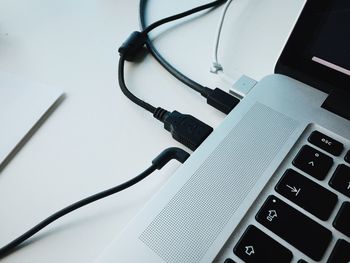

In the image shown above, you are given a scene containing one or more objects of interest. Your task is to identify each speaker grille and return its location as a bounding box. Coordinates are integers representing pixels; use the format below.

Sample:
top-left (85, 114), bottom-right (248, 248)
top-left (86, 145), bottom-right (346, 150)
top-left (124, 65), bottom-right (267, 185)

top-left (140, 103), bottom-right (298, 262)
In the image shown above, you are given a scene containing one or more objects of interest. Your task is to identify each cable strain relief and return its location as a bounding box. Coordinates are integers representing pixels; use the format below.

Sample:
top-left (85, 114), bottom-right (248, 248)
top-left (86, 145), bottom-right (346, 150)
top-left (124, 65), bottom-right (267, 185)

top-left (200, 87), bottom-right (212, 98)
top-left (153, 107), bottom-right (170, 122)
top-left (210, 62), bottom-right (223, 74)
top-left (152, 147), bottom-right (190, 170)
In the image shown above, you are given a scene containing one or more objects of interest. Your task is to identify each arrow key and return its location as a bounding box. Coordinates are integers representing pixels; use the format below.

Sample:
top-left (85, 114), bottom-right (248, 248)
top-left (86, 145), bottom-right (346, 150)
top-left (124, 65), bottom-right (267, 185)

top-left (333, 202), bottom-right (350, 237)
top-left (329, 164), bottom-right (350, 198)
top-left (345, 150), bottom-right (350, 164)
top-left (293, 145), bottom-right (333, 180)
top-left (233, 225), bottom-right (292, 263)
top-left (275, 169), bottom-right (338, 220)
top-left (327, 239), bottom-right (350, 263)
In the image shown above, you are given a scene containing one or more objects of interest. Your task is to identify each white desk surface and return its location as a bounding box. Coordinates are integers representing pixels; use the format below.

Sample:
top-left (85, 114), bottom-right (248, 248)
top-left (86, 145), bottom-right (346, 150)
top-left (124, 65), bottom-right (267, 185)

top-left (0, 0), bottom-right (305, 262)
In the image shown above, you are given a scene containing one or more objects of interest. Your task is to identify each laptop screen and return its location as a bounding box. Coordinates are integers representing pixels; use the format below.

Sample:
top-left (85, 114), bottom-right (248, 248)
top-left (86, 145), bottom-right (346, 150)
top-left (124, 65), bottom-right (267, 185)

top-left (275, 0), bottom-right (350, 95)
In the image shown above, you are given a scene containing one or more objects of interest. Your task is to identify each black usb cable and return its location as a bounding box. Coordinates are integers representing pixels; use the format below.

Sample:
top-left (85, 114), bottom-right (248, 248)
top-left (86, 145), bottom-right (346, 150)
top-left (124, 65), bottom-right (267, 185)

top-left (119, 53), bottom-right (213, 151)
top-left (0, 147), bottom-right (190, 258)
top-left (139, 0), bottom-right (240, 115)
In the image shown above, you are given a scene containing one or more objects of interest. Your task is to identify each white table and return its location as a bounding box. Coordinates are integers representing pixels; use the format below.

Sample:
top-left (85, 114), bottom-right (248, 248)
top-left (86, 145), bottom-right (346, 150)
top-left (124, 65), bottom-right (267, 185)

top-left (0, 0), bottom-right (304, 262)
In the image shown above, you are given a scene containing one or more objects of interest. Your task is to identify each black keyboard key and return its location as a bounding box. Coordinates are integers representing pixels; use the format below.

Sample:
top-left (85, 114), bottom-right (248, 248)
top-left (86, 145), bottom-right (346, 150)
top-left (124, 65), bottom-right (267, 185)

top-left (224, 258), bottom-right (236, 263)
top-left (275, 169), bottom-right (338, 220)
top-left (329, 164), bottom-right (350, 198)
top-left (233, 225), bottom-right (292, 263)
top-left (293, 145), bottom-right (333, 180)
top-left (297, 260), bottom-right (308, 263)
top-left (308, 131), bottom-right (343, 156)
top-left (256, 195), bottom-right (332, 261)
top-left (345, 150), bottom-right (350, 164)
top-left (327, 239), bottom-right (350, 263)
top-left (333, 202), bottom-right (350, 237)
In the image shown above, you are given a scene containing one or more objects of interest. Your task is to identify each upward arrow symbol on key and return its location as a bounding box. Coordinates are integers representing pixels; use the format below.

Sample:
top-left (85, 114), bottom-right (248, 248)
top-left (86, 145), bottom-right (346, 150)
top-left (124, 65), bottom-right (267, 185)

top-left (308, 161), bottom-right (315, 166)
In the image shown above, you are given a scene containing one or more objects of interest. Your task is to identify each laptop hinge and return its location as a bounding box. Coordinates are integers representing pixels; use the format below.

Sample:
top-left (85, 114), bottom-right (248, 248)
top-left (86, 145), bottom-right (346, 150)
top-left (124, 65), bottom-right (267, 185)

top-left (322, 90), bottom-right (350, 121)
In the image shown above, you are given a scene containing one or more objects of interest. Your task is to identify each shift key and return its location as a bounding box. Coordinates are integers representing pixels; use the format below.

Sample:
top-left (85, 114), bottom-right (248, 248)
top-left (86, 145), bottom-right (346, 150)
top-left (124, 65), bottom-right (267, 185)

top-left (256, 195), bottom-right (332, 261)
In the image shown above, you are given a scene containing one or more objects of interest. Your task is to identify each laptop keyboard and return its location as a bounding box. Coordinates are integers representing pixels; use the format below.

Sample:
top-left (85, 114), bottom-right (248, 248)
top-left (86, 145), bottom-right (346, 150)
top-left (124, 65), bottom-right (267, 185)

top-left (218, 128), bottom-right (350, 263)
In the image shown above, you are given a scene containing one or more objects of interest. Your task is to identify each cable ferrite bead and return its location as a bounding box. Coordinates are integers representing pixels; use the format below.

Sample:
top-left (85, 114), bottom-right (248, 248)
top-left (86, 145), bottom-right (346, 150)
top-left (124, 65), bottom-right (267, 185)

top-left (118, 31), bottom-right (147, 61)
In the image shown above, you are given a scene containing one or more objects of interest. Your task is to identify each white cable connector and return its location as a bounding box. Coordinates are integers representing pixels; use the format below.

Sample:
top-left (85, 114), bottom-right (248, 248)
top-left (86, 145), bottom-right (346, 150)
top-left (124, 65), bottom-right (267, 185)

top-left (217, 70), bottom-right (257, 99)
top-left (231, 74), bottom-right (257, 99)
top-left (210, 0), bottom-right (257, 98)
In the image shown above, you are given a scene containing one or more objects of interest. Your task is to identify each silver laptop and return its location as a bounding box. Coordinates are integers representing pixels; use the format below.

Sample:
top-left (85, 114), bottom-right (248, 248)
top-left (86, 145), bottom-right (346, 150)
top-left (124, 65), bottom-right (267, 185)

top-left (0, 72), bottom-right (63, 171)
top-left (97, 0), bottom-right (350, 262)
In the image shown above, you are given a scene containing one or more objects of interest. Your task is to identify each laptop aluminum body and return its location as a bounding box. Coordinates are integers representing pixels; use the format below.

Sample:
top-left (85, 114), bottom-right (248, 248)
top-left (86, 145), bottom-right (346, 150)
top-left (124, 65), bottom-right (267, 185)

top-left (97, 0), bottom-right (350, 262)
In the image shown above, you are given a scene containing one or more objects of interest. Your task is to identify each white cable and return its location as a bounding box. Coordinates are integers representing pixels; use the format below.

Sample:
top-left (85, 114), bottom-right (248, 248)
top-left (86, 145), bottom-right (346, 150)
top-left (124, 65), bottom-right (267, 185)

top-left (210, 0), bottom-right (234, 74)
top-left (210, 0), bottom-right (257, 98)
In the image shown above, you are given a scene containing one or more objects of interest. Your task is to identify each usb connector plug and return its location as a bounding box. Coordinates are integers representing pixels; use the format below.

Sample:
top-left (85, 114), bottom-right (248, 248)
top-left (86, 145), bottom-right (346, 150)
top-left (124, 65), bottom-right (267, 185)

top-left (153, 108), bottom-right (213, 151)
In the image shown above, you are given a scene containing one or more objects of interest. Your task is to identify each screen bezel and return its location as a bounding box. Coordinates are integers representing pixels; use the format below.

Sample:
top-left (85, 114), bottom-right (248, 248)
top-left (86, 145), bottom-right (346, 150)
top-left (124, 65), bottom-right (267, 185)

top-left (275, 0), bottom-right (350, 95)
